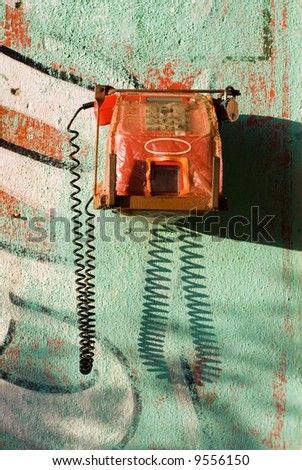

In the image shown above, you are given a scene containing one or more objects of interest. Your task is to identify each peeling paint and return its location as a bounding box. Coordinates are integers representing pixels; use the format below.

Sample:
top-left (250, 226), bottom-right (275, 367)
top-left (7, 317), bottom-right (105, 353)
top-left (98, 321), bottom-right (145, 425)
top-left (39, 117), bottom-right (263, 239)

top-left (262, 353), bottom-right (288, 449)
top-left (2, 4), bottom-right (31, 49)
top-left (0, 0), bottom-right (301, 451)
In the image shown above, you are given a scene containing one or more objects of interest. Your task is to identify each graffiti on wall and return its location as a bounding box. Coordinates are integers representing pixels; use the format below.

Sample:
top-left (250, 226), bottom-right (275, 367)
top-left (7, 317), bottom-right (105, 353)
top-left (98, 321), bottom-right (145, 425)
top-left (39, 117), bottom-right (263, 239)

top-left (0, 1), bottom-right (217, 449)
top-left (1, 0), bottom-right (301, 450)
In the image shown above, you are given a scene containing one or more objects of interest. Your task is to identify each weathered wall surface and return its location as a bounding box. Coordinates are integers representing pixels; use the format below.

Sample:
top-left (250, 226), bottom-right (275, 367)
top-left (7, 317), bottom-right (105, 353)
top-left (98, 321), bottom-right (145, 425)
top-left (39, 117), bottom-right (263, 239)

top-left (0, 0), bottom-right (301, 450)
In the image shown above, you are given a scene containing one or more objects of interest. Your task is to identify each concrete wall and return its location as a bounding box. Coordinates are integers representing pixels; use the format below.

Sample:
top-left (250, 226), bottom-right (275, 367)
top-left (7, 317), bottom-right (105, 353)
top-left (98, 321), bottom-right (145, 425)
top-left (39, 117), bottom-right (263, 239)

top-left (1, 0), bottom-right (301, 449)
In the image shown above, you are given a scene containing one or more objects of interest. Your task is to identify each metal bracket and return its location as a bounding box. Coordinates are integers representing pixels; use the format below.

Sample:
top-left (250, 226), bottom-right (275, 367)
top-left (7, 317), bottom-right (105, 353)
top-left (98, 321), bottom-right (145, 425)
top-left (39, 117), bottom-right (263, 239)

top-left (95, 84), bottom-right (240, 97)
top-left (211, 156), bottom-right (220, 210)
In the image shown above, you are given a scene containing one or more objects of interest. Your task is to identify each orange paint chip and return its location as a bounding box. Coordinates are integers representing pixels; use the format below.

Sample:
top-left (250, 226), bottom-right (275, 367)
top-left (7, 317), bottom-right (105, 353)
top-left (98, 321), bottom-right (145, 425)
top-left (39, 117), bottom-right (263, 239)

top-left (281, 5), bottom-right (288, 28)
top-left (269, 88), bottom-right (275, 101)
top-left (144, 61), bottom-right (200, 90)
top-left (0, 106), bottom-right (67, 161)
top-left (2, 4), bottom-right (31, 49)
top-left (0, 190), bottom-right (20, 217)
top-left (262, 353), bottom-right (287, 449)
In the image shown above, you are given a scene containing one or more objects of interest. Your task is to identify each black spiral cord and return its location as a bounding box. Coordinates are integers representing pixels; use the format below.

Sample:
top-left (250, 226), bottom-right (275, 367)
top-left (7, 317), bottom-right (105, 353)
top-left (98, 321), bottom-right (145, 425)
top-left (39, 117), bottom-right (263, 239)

top-left (67, 102), bottom-right (97, 375)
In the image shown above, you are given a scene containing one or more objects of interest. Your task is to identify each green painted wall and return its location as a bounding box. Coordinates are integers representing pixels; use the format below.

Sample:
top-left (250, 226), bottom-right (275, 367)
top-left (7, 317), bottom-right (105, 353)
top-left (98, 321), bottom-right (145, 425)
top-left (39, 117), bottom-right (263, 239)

top-left (0, 0), bottom-right (301, 450)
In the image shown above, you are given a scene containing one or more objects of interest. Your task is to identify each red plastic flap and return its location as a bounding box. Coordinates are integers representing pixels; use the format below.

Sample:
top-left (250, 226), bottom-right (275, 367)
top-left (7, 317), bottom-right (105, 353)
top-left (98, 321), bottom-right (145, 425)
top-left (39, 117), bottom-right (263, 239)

top-left (94, 94), bottom-right (117, 126)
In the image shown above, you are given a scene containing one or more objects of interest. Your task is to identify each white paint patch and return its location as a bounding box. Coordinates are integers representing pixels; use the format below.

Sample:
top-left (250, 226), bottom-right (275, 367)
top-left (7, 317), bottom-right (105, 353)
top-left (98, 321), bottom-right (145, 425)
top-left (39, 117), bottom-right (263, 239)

top-left (3, 0), bottom-right (17, 7)
top-left (0, 147), bottom-right (93, 217)
top-left (194, 0), bottom-right (214, 15)
top-left (1, 251), bottom-right (24, 308)
top-left (0, 301), bottom-right (135, 449)
top-left (0, 310), bottom-right (12, 349)
top-left (191, 69), bottom-right (211, 90)
top-left (1, 54), bottom-right (95, 141)
top-left (1, 253), bottom-right (22, 344)
top-left (4, 252), bottom-right (76, 314)
top-left (0, 376), bottom-right (134, 449)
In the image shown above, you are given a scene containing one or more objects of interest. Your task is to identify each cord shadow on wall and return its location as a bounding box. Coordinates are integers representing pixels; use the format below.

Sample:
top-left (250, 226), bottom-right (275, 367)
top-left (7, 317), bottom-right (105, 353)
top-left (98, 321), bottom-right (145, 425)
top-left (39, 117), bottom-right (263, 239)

top-left (178, 228), bottom-right (222, 385)
top-left (138, 224), bottom-right (173, 381)
top-left (138, 224), bottom-right (221, 385)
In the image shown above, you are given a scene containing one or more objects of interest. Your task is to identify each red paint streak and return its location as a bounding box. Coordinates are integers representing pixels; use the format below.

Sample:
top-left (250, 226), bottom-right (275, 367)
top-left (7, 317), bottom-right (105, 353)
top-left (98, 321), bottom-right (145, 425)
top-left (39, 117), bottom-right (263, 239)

top-left (69, 66), bottom-right (78, 76)
top-left (270, 0), bottom-right (276, 28)
top-left (51, 62), bottom-right (67, 74)
top-left (246, 114), bottom-right (273, 126)
top-left (248, 67), bottom-right (277, 114)
top-left (282, 78), bottom-right (289, 119)
top-left (51, 63), bottom-right (60, 72)
top-left (2, 4), bottom-right (31, 49)
top-left (192, 359), bottom-right (218, 405)
top-left (281, 3), bottom-right (288, 28)
top-left (1, 106), bottom-right (67, 161)
top-left (51, 62), bottom-right (96, 87)
top-left (0, 190), bottom-right (20, 217)
top-left (192, 359), bottom-right (206, 387)
top-left (284, 314), bottom-right (294, 335)
top-left (280, 3), bottom-right (291, 257)
top-left (144, 62), bottom-right (200, 89)
top-left (262, 353), bottom-right (287, 449)
top-left (281, 2), bottom-right (289, 119)
top-left (268, 1), bottom-right (277, 107)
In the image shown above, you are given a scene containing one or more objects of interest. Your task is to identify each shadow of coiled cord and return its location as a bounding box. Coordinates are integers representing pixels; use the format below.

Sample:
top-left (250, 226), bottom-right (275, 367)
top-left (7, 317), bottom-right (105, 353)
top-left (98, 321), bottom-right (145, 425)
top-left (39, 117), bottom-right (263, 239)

top-left (138, 224), bottom-right (174, 380)
top-left (139, 221), bottom-right (222, 386)
top-left (178, 226), bottom-right (221, 385)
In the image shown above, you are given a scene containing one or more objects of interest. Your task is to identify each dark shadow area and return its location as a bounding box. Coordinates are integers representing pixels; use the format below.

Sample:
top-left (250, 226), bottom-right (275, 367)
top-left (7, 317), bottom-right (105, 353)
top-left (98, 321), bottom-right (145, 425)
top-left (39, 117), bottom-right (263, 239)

top-left (180, 115), bottom-right (302, 250)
